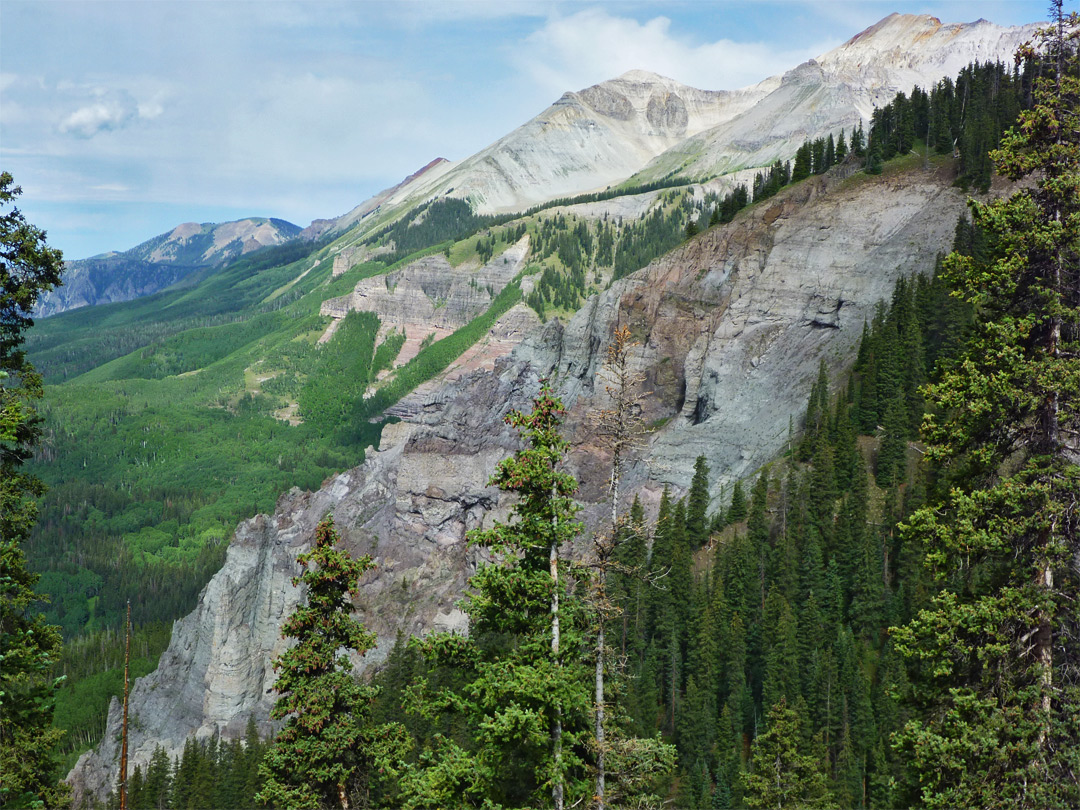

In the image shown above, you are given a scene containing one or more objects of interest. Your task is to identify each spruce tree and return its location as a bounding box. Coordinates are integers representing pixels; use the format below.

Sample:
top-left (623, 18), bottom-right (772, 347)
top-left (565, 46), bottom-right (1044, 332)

top-left (893, 13), bottom-right (1080, 807)
top-left (256, 516), bottom-right (379, 810)
top-left (742, 699), bottom-right (834, 809)
top-left (402, 385), bottom-right (590, 809)
top-left (686, 455), bottom-right (711, 548)
top-left (0, 172), bottom-right (68, 810)
top-left (726, 480), bottom-right (748, 524)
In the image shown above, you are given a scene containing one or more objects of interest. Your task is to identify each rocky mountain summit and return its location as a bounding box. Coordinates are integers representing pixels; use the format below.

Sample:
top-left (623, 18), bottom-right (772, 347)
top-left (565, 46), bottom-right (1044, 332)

top-left (317, 13), bottom-right (1036, 233)
top-left (70, 156), bottom-right (980, 803)
top-left (640, 13), bottom-right (1040, 181)
top-left (36, 217), bottom-right (301, 317)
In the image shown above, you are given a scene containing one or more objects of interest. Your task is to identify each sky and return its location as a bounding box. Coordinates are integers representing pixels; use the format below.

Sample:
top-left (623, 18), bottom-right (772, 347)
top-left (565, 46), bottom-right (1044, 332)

top-left (1, 0), bottom-right (1053, 261)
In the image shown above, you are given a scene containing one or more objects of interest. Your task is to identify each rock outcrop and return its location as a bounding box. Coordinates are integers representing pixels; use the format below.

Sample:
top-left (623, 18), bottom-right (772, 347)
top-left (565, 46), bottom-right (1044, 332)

top-left (320, 236), bottom-right (530, 357)
top-left (69, 161), bottom-right (978, 803)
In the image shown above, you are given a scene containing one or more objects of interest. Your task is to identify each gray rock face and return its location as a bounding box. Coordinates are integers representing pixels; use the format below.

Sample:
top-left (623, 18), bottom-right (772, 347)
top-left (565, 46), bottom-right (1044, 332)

top-left (69, 163), bottom-right (974, 802)
top-left (320, 237), bottom-right (529, 341)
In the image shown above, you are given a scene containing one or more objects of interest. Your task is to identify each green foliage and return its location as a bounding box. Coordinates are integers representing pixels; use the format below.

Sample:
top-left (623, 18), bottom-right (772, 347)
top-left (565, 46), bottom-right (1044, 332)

top-left (686, 455), bottom-right (710, 548)
top-left (892, 16), bottom-right (1080, 807)
top-left (866, 61), bottom-right (1032, 191)
top-left (0, 171), bottom-right (69, 809)
top-left (742, 699), bottom-right (834, 809)
top-left (401, 385), bottom-right (591, 809)
top-left (257, 516), bottom-right (380, 809)
top-left (297, 312), bottom-right (378, 432)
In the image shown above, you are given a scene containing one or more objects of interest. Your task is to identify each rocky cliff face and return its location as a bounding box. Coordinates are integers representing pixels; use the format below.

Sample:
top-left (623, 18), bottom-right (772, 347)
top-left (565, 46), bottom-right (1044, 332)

top-left (69, 161), bottom-right (978, 803)
top-left (320, 237), bottom-right (530, 356)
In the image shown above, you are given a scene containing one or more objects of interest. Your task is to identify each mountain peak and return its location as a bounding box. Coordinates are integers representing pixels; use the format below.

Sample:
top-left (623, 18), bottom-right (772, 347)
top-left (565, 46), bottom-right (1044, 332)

top-left (614, 69), bottom-right (677, 84)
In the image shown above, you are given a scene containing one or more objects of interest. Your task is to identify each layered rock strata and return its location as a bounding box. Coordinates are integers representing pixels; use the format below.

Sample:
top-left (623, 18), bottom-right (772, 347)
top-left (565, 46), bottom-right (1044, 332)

top-left (70, 163), bottom-right (974, 802)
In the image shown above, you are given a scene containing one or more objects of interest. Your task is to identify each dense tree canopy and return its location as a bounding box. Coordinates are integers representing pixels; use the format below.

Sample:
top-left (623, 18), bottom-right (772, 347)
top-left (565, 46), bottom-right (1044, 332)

top-left (893, 11), bottom-right (1080, 808)
top-left (0, 172), bottom-right (68, 809)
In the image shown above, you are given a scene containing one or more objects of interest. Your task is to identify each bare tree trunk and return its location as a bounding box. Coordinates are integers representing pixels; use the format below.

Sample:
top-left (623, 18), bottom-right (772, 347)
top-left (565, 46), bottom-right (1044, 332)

top-left (595, 620), bottom-right (606, 810)
top-left (551, 482), bottom-right (564, 810)
top-left (119, 601), bottom-right (130, 810)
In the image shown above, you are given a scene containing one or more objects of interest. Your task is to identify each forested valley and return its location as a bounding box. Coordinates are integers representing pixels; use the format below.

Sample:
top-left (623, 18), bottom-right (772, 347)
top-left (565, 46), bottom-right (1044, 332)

top-left (2, 18), bottom-right (1077, 810)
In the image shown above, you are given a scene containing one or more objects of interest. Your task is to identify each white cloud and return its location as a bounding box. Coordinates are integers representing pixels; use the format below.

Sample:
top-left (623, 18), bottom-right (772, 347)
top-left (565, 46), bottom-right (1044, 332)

top-left (514, 8), bottom-right (836, 96)
top-left (58, 88), bottom-right (138, 137)
top-left (59, 100), bottom-right (133, 137)
top-left (57, 86), bottom-right (167, 138)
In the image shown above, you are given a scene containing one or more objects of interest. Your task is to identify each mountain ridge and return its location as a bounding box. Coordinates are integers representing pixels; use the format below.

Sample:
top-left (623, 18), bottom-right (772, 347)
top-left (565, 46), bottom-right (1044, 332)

top-left (37, 217), bottom-right (302, 318)
top-left (68, 153), bottom-right (982, 804)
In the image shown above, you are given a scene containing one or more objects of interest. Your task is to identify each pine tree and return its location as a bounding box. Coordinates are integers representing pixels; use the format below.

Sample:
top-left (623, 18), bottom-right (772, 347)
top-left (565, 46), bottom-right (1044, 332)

top-left (686, 455), bottom-right (711, 548)
top-left (742, 699), bottom-right (834, 809)
top-left (892, 13), bottom-right (1080, 807)
top-left (0, 172), bottom-right (68, 810)
top-left (726, 480), bottom-right (748, 524)
top-left (402, 384), bottom-right (590, 809)
top-left (256, 516), bottom-right (379, 809)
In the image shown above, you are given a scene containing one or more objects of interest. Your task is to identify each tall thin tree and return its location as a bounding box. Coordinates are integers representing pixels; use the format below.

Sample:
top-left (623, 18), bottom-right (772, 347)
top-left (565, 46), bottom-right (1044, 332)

top-left (588, 325), bottom-right (648, 809)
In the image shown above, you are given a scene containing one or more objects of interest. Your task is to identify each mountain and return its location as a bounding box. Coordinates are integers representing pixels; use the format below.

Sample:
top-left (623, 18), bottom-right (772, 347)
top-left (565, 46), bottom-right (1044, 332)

top-left (50, 11), bottom-right (1047, 802)
top-left (44, 14), bottom-right (1032, 323)
top-left (68, 154), bottom-right (979, 803)
top-left (636, 13), bottom-right (1040, 181)
top-left (311, 13), bottom-right (1035, 238)
top-left (36, 217), bottom-right (301, 317)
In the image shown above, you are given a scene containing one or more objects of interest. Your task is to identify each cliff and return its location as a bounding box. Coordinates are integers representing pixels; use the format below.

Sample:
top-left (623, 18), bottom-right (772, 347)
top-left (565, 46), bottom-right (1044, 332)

top-left (69, 159), bottom-right (978, 803)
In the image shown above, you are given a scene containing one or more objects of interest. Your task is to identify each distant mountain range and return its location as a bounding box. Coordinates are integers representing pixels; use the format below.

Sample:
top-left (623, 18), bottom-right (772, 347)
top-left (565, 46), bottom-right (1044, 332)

top-left (44, 13), bottom-right (1037, 323)
top-left (36, 217), bottom-right (300, 317)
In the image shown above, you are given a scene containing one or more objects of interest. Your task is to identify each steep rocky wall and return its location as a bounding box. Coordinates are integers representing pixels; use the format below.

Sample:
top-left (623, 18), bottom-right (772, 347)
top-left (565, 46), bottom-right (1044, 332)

top-left (320, 237), bottom-right (529, 349)
top-left (69, 163), bottom-right (974, 802)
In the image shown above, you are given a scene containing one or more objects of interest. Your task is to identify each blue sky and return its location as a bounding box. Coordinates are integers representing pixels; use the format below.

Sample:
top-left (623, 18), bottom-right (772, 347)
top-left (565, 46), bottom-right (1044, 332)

top-left (1, 1), bottom-right (1052, 260)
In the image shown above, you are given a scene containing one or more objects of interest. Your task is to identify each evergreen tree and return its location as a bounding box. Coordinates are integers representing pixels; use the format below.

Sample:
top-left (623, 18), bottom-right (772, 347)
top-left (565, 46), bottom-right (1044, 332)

top-left (143, 745), bottom-right (172, 810)
top-left (893, 14), bottom-right (1080, 807)
top-left (402, 385), bottom-right (590, 809)
top-left (742, 699), bottom-right (834, 809)
top-left (0, 172), bottom-right (68, 810)
top-left (256, 516), bottom-right (379, 809)
top-left (686, 455), bottom-right (711, 547)
top-left (726, 480), bottom-right (748, 524)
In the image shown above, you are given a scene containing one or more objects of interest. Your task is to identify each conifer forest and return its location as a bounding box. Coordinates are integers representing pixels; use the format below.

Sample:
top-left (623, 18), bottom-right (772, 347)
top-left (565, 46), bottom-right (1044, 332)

top-left (1, 9), bottom-right (1078, 810)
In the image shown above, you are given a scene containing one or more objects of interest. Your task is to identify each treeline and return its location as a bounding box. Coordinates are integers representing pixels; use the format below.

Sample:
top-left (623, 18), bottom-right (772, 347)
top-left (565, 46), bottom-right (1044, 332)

top-left (866, 60), bottom-right (1032, 189)
top-left (94, 720), bottom-right (267, 810)
top-left (747, 125), bottom-right (864, 205)
top-left (334, 254), bottom-right (973, 808)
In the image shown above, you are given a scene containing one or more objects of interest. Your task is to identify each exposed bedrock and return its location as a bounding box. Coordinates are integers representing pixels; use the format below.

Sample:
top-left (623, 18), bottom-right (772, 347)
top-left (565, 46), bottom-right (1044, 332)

top-left (69, 164), bottom-right (973, 802)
